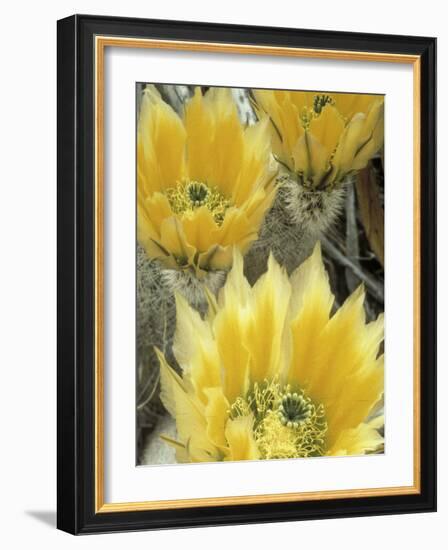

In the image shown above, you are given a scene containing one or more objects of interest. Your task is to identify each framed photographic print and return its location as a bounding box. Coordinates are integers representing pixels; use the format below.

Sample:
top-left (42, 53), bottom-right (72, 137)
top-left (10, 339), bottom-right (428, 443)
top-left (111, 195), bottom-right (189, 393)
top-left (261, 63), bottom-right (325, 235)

top-left (57, 14), bottom-right (436, 534)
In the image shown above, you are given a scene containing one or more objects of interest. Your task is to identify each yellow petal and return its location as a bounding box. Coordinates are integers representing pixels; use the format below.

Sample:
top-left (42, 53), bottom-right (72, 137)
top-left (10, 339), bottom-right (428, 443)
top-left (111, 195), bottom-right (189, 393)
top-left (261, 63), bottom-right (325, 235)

top-left (252, 90), bottom-right (286, 147)
top-left (184, 87), bottom-right (215, 185)
top-left (242, 179), bottom-right (277, 230)
top-left (292, 131), bottom-right (330, 187)
top-left (288, 90), bottom-right (315, 112)
top-left (172, 293), bottom-right (222, 403)
top-left (275, 94), bottom-right (303, 156)
top-left (159, 217), bottom-right (196, 264)
top-left (309, 104), bottom-right (345, 156)
top-left (137, 190), bottom-right (177, 264)
top-left (287, 243), bottom-right (334, 386)
top-left (181, 206), bottom-right (220, 252)
top-left (212, 251), bottom-right (251, 401)
top-left (205, 88), bottom-right (244, 195)
top-left (304, 286), bottom-right (384, 448)
top-left (331, 99), bottom-right (384, 182)
top-left (138, 86), bottom-right (186, 193)
top-left (185, 87), bottom-right (244, 197)
top-left (218, 249), bottom-right (251, 309)
top-left (138, 238), bottom-right (176, 268)
top-left (245, 253), bottom-right (291, 384)
top-left (351, 100), bottom-right (384, 170)
top-left (286, 245), bottom-right (384, 448)
top-left (138, 192), bottom-right (173, 238)
top-left (308, 286), bottom-right (371, 399)
top-left (216, 208), bottom-right (258, 249)
top-left (213, 297), bottom-right (251, 404)
top-left (330, 114), bottom-right (366, 180)
top-left (137, 202), bottom-right (159, 250)
top-left (204, 387), bottom-right (230, 449)
top-left (328, 415), bottom-right (384, 456)
top-left (253, 89), bottom-right (304, 170)
top-left (157, 350), bottom-right (221, 462)
top-left (332, 92), bottom-right (380, 121)
top-left (224, 415), bottom-right (260, 461)
top-left (325, 354), bottom-right (384, 449)
top-left (197, 244), bottom-right (233, 271)
top-left (232, 117), bottom-right (274, 206)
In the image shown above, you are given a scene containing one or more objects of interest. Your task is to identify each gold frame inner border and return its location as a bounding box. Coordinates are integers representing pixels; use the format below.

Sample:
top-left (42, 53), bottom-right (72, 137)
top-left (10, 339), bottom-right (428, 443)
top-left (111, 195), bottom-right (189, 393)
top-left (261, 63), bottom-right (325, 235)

top-left (94, 35), bottom-right (421, 513)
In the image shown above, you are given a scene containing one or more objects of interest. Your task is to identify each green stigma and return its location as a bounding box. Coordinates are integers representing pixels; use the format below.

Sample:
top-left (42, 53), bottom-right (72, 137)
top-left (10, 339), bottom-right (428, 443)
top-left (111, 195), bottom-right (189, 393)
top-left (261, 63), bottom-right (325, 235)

top-left (187, 181), bottom-right (208, 205)
top-left (277, 392), bottom-right (312, 428)
top-left (166, 180), bottom-right (231, 225)
top-left (229, 379), bottom-right (327, 460)
top-left (298, 94), bottom-right (335, 130)
top-left (313, 94), bottom-right (334, 114)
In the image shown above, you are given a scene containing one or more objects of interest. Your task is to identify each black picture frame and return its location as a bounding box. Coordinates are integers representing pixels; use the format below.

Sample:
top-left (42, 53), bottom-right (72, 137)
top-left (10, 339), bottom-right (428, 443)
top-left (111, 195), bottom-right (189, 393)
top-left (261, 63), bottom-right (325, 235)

top-left (57, 14), bottom-right (436, 534)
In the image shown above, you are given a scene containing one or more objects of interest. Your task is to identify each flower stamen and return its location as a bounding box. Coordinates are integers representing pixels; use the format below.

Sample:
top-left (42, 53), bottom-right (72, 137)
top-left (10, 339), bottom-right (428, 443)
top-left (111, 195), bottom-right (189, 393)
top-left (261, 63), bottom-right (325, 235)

top-left (229, 379), bottom-right (328, 460)
top-left (166, 181), bottom-right (231, 225)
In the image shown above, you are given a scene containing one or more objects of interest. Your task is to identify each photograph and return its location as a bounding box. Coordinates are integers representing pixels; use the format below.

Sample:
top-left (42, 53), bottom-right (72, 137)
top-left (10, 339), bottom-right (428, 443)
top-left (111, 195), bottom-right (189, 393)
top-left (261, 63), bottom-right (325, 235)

top-left (0, 0), bottom-right (441, 543)
top-left (136, 84), bottom-right (386, 466)
top-left (54, 12), bottom-right (436, 535)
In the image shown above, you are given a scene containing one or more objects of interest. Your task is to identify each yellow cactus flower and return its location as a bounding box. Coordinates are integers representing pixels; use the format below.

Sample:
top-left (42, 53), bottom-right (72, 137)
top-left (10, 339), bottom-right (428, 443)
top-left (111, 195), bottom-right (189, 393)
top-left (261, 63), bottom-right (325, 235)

top-left (252, 89), bottom-right (384, 190)
top-left (137, 86), bottom-right (277, 277)
top-left (157, 243), bottom-right (384, 462)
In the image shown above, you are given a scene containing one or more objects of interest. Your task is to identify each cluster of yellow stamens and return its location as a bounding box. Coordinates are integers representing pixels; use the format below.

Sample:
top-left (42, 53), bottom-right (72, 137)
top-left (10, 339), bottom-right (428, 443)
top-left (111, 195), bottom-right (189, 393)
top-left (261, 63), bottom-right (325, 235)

top-left (229, 379), bottom-right (327, 460)
top-left (165, 181), bottom-right (231, 225)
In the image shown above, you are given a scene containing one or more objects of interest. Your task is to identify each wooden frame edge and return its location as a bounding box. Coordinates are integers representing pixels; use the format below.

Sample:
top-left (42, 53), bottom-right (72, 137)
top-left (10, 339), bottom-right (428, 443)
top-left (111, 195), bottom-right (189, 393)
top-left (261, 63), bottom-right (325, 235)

top-left (93, 36), bottom-right (422, 514)
top-left (96, 486), bottom-right (420, 513)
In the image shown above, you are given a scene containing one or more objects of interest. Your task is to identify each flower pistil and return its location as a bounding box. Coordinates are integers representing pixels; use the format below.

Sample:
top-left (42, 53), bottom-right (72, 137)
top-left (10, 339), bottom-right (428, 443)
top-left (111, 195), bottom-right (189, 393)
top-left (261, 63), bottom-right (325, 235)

top-left (229, 379), bottom-right (328, 460)
top-left (166, 180), bottom-right (232, 225)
